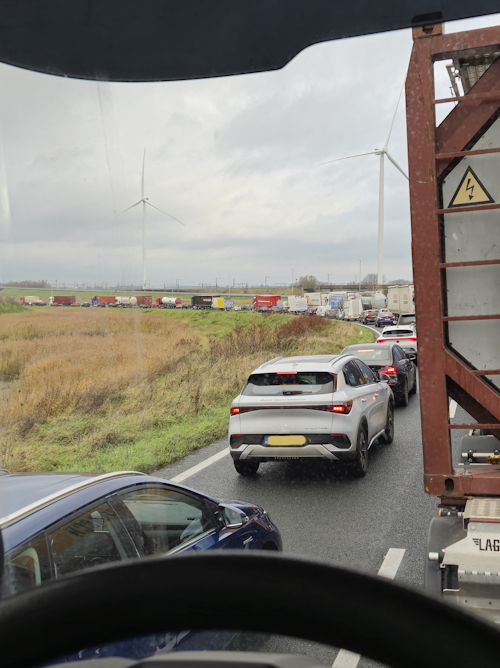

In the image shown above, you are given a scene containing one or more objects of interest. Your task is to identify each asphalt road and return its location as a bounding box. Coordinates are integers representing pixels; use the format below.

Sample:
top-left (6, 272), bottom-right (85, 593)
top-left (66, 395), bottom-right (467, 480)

top-left (152, 324), bottom-right (473, 667)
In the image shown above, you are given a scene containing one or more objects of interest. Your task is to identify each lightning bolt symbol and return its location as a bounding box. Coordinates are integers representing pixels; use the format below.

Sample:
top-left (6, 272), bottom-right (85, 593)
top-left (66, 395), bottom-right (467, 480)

top-left (466, 178), bottom-right (475, 200)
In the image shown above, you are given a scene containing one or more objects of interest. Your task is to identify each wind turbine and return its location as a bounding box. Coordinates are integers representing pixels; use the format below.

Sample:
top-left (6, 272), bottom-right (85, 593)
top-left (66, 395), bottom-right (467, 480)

top-left (108, 149), bottom-right (185, 290)
top-left (318, 89), bottom-right (408, 285)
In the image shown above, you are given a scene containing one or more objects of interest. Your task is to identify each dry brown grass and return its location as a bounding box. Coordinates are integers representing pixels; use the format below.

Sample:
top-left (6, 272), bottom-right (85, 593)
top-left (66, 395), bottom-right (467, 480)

top-left (0, 310), bottom-right (374, 472)
top-left (0, 309), bottom-right (197, 435)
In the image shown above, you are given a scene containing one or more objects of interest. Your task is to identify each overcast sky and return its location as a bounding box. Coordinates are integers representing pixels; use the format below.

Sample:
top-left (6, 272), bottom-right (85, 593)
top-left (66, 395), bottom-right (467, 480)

top-left (1, 13), bottom-right (499, 290)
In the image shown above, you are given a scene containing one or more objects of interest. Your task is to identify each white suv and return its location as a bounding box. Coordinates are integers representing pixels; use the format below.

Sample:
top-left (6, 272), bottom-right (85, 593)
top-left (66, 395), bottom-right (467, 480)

top-left (229, 354), bottom-right (394, 477)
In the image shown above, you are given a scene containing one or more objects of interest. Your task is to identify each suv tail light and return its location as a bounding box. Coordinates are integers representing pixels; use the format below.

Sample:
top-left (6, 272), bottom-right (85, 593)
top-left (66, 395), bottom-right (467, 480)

top-left (331, 402), bottom-right (352, 414)
top-left (230, 407), bottom-right (258, 416)
top-left (381, 366), bottom-right (397, 375)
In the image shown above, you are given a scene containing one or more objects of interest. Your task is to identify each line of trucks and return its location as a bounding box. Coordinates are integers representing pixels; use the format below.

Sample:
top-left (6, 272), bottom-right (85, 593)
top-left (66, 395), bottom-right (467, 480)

top-left (19, 285), bottom-right (415, 315)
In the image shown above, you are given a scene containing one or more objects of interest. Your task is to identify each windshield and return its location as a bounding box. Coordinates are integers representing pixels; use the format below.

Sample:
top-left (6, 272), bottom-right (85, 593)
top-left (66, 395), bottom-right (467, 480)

top-left (347, 349), bottom-right (391, 362)
top-left (242, 372), bottom-right (335, 396)
top-left (2, 9), bottom-right (500, 668)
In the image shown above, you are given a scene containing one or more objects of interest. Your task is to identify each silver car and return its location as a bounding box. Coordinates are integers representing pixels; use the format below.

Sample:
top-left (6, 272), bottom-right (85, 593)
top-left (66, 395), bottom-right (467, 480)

top-left (228, 354), bottom-right (394, 477)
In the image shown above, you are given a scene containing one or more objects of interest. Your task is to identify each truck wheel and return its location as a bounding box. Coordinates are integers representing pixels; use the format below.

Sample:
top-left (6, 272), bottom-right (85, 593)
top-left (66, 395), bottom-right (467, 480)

top-left (234, 460), bottom-right (259, 476)
top-left (380, 402), bottom-right (394, 444)
top-left (351, 425), bottom-right (368, 477)
top-left (425, 516), bottom-right (466, 597)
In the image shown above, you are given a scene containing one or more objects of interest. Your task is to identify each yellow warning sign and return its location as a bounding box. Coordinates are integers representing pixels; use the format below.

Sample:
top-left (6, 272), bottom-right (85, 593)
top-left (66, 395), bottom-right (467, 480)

top-left (448, 166), bottom-right (494, 208)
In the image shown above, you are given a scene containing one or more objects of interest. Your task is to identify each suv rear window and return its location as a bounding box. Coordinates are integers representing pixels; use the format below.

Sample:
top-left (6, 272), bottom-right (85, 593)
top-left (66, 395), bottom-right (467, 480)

top-left (399, 314), bottom-right (416, 325)
top-left (242, 372), bottom-right (335, 396)
top-left (383, 329), bottom-right (415, 338)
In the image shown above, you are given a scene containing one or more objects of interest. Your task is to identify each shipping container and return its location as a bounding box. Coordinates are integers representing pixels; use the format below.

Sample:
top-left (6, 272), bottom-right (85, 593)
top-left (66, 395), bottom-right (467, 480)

top-left (133, 295), bottom-right (152, 307)
top-left (49, 296), bottom-right (76, 306)
top-left (21, 295), bottom-right (45, 305)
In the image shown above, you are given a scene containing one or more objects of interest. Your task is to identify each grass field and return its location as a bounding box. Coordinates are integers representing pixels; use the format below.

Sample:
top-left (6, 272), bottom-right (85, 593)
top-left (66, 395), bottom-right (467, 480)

top-left (0, 308), bottom-right (375, 473)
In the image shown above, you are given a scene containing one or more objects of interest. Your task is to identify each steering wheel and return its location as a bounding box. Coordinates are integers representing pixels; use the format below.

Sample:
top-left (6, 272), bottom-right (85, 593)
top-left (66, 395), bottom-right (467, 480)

top-left (0, 552), bottom-right (498, 668)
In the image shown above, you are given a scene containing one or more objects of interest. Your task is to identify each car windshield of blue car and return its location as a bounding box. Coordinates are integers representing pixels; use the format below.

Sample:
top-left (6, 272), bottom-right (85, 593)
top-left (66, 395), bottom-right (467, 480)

top-left (242, 373), bottom-right (335, 396)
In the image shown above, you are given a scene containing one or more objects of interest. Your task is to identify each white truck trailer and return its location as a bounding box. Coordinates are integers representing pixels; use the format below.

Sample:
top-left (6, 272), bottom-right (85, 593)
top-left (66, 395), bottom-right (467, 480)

top-left (343, 298), bottom-right (362, 320)
top-left (387, 285), bottom-right (414, 316)
top-left (287, 296), bottom-right (308, 313)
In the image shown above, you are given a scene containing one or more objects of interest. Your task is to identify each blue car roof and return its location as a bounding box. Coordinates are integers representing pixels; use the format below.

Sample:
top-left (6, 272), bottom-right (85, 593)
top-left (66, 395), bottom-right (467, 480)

top-left (0, 473), bottom-right (98, 518)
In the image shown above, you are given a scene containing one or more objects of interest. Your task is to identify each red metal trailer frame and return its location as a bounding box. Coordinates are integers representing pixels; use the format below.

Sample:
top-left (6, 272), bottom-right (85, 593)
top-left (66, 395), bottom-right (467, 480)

top-left (406, 23), bottom-right (500, 502)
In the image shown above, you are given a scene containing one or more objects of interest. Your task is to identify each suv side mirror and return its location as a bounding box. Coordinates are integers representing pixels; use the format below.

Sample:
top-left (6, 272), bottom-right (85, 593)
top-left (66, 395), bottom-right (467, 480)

top-left (406, 353), bottom-right (416, 361)
top-left (378, 373), bottom-right (390, 383)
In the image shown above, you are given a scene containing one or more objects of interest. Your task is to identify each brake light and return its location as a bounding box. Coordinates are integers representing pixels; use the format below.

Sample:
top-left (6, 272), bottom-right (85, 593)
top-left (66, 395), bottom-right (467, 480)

top-left (358, 349), bottom-right (374, 352)
top-left (381, 367), bottom-right (397, 374)
top-left (376, 338), bottom-right (387, 343)
top-left (331, 402), bottom-right (352, 414)
top-left (230, 407), bottom-right (240, 415)
top-left (276, 371), bottom-right (297, 375)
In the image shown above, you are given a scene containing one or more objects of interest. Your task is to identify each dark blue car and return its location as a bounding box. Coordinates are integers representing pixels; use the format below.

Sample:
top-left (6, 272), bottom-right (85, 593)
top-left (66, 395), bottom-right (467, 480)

top-left (0, 470), bottom-right (282, 661)
top-left (376, 311), bottom-right (397, 327)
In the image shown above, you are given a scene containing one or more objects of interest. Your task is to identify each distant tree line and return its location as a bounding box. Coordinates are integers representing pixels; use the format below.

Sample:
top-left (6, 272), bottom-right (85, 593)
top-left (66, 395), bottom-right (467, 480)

top-left (2, 280), bottom-right (51, 288)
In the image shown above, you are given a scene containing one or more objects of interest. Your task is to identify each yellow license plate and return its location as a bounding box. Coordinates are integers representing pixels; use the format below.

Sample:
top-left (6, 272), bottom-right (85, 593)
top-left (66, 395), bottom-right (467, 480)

top-left (266, 435), bottom-right (307, 446)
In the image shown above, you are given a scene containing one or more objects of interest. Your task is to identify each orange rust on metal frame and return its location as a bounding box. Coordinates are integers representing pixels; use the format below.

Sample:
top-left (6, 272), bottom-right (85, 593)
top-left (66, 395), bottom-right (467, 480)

top-left (406, 23), bottom-right (500, 501)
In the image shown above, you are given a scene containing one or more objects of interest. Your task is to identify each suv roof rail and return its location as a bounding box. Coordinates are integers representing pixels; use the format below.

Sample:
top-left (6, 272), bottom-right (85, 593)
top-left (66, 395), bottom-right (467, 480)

top-left (259, 356), bottom-right (285, 368)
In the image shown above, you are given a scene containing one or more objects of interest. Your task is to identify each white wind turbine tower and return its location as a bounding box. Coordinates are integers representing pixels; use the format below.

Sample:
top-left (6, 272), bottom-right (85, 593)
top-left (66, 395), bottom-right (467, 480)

top-left (319, 90), bottom-right (408, 285)
top-left (109, 149), bottom-right (185, 290)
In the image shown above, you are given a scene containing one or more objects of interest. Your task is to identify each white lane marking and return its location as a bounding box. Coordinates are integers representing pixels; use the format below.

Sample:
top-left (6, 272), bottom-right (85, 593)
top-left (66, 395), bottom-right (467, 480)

top-left (377, 547), bottom-right (406, 579)
top-left (332, 548), bottom-right (406, 668)
top-left (171, 448), bottom-right (228, 483)
top-left (332, 650), bottom-right (360, 668)
top-left (449, 399), bottom-right (457, 419)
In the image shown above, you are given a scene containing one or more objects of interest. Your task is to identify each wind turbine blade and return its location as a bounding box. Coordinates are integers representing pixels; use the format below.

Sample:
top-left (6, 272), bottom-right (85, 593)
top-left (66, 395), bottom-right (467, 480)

top-left (385, 151), bottom-right (409, 180)
top-left (103, 200), bottom-right (142, 224)
top-left (142, 149), bottom-right (146, 200)
top-left (318, 151), bottom-right (378, 167)
top-left (146, 200), bottom-right (186, 225)
top-left (384, 84), bottom-right (404, 149)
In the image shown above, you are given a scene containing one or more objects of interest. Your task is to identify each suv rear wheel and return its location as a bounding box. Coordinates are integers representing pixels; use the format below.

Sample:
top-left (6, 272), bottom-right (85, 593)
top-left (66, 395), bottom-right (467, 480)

top-left (234, 460), bottom-right (260, 476)
top-left (352, 425), bottom-right (368, 477)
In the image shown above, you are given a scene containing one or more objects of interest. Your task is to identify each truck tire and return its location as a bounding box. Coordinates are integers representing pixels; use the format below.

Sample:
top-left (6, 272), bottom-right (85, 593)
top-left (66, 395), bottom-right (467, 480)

top-left (424, 516), bottom-right (466, 597)
top-left (234, 460), bottom-right (259, 476)
top-left (379, 402), bottom-right (394, 444)
top-left (351, 425), bottom-right (368, 477)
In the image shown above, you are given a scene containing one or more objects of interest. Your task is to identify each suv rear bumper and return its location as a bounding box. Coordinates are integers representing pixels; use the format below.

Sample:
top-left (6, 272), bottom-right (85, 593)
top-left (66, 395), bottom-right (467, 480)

top-left (229, 442), bottom-right (356, 462)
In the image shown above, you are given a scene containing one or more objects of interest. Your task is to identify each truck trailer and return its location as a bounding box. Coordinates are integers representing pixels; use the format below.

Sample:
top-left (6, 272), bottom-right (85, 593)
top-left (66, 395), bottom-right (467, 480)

top-left (156, 297), bottom-right (182, 308)
top-left (287, 296), bottom-right (308, 313)
top-left (253, 295), bottom-right (281, 309)
top-left (191, 295), bottom-right (219, 309)
top-left (407, 22), bottom-right (500, 624)
top-left (21, 295), bottom-right (45, 305)
top-left (92, 296), bottom-right (116, 307)
top-left (387, 285), bottom-right (414, 316)
top-left (49, 295), bottom-right (76, 306)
